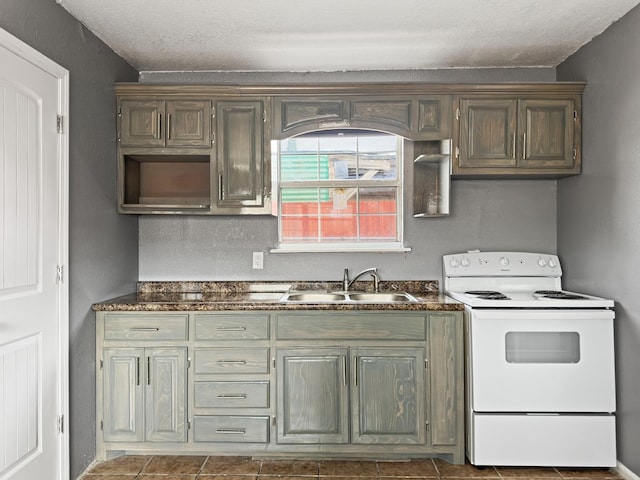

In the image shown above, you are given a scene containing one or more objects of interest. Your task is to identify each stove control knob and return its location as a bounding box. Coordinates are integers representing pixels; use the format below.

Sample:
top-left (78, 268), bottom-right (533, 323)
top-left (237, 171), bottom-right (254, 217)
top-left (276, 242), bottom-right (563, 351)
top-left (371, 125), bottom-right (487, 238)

top-left (499, 256), bottom-right (510, 266)
top-left (548, 257), bottom-right (558, 268)
top-left (461, 257), bottom-right (471, 267)
top-left (449, 258), bottom-right (460, 268)
top-left (537, 257), bottom-right (547, 267)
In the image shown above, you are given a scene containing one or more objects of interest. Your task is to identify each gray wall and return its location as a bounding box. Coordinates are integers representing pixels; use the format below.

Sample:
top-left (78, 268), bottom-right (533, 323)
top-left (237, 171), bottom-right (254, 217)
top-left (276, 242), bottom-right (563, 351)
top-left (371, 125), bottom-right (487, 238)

top-left (0, 2), bottom-right (139, 478)
top-left (139, 68), bottom-right (559, 282)
top-left (557, 5), bottom-right (640, 476)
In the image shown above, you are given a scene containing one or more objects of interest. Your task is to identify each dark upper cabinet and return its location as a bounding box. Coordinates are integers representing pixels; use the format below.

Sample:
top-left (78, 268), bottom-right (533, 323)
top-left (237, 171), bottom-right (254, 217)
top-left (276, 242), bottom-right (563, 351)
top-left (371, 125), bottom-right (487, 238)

top-left (453, 92), bottom-right (581, 178)
top-left (116, 85), bottom-right (270, 215)
top-left (214, 100), bottom-right (270, 214)
top-left (272, 95), bottom-right (451, 140)
top-left (119, 99), bottom-right (212, 148)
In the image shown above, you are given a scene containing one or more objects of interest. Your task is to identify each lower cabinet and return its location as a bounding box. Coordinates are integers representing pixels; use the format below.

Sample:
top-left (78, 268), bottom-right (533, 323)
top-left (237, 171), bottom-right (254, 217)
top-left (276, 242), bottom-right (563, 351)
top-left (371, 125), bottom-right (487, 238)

top-left (102, 347), bottom-right (187, 443)
top-left (276, 347), bottom-right (350, 444)
top-left (351, 347), bottom-right (426, 444)
top-left (276, 347), bottom-right (425, 445)
top-left (96, 310), bottom-right (463, 463)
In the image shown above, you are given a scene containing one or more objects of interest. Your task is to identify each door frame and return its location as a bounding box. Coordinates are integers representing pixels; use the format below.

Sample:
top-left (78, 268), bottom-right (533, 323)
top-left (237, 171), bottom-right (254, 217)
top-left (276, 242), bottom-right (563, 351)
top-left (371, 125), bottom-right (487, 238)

top-left (0, 27), bottom-right (70, 480)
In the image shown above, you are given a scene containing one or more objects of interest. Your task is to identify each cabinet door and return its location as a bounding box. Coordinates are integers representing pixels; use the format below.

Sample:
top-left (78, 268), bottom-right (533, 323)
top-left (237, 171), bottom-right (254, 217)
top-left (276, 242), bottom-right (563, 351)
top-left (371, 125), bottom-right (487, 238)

top-left (457, 98), bottom-right (518, 170)
top-left (215, 100), bottom-right (267, 211)
top-left (166, 100), bottom-right (212, 147)
top-left (351, 347), bottom-right (426, 444)
top-left (428, 313), bottom-right (464, 461)
top-left (417, 95), bottom-right (452, 140)
top-left (273, 97), bottom-right (346, 138)
top-left (103, 348), bottom-right (144, 442)
top-left (119, 99), bottom-right (165, 147)
top-left (145, 348), bottom-right (187, 442)
top-left (348, 97), bottom-right (413, 136)
top-left (276, 347), bottom-right (349, 444)
top-left (519, 99), bottom-right (575, 169)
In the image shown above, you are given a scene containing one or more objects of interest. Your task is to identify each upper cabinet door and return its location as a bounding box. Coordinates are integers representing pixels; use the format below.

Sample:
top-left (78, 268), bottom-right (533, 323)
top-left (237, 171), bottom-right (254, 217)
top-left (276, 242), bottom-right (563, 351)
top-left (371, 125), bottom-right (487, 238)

top-left (417, 95), bottom-right (452, 140)
top-left (119, 100), bottom-right (165, 147)
top-left (215, 100), bottom-right (269, 212)
top-left (457, 98), bottom-right (518, 170)
top-left (273, 97), bottom-right (346, 138)
top-left (119, 99), bottom-right (211, 148)
top-left (348, 97), bottom-right (413, 136)
top-left (519, 99), bottom-right (575, 169)
top-left (166, 100), bottom-right (212, 147)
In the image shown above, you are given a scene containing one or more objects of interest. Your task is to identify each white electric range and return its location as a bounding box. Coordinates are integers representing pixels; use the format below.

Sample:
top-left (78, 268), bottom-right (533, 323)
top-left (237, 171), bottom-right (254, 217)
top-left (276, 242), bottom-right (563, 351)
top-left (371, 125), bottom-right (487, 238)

top-left (443, 251), bottom-right (616, 467)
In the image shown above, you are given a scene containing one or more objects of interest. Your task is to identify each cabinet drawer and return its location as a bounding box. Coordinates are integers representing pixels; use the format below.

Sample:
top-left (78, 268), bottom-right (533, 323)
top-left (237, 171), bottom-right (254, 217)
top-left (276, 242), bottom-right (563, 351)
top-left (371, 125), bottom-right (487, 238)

top-left (276, 313), bottom-right (426, 340)
top-left (194, 314), bottom-right (269, 340)
top-left (193, 416), bottom-right (269, 443)
top-left (195, 381), bottom-right (269, 408)
top-left (104, 314), bottom-right (188, 340)
top-left (194, 348), bottom-right (269, 374)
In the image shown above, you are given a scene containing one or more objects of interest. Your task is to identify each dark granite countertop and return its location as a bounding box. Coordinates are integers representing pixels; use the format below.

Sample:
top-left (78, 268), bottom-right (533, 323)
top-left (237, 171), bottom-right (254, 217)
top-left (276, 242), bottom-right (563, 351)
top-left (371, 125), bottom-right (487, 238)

top-left (93, 281), bottom-right (463, 312)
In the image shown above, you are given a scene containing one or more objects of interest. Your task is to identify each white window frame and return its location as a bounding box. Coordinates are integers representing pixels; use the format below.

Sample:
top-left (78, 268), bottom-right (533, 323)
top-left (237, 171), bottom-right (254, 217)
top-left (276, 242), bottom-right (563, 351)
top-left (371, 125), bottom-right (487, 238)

top-left (270, 131), bottom-right (409, 253)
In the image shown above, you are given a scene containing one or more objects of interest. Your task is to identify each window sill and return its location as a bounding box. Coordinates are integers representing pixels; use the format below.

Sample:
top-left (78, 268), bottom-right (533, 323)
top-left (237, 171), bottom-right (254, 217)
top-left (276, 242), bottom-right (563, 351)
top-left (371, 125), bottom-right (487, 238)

top-left (270, 244), bottom-right (412, 254)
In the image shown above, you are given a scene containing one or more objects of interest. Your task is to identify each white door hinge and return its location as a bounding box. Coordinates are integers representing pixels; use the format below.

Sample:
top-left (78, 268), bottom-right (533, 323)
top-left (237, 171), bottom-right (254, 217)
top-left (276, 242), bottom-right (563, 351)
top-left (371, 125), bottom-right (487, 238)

top-left (425, 359), bottom-right (428, 371)
top-left (573, 110), bottom-right (578, 121)
top-left (58, 415), bottom-right (64, 434)
top-left (455, 146), bottom-right (460, 159)
top-left (56, 265), bottom-right (64, 284)
top-left (187, 358), bottom-right (191, 369)
top-left (56, 115), bottom-right (64, 134)
top-left (455, 108), bottom-right (460, 121)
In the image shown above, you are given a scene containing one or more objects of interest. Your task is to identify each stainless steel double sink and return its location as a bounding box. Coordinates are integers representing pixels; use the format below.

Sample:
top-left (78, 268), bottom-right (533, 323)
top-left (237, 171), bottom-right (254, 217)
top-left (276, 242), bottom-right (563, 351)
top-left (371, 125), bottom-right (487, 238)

top-left (279, 291), bottom-right (419, 304)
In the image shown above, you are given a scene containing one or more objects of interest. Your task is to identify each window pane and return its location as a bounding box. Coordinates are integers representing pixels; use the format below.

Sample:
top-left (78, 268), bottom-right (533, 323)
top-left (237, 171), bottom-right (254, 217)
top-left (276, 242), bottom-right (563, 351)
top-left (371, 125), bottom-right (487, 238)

top-left (359, 187), bottom-right (397, 240)
top-left (280, 188), bottom-right (320, 213)
top-left (280, 136), bottom-right (318, 153)
top-left (358, 134), bottom-right (398, 152)
top-left (319, 135), bottom-right (357, 153)
top-left (359, 187), bottom-right (397, 214)
top-left (280, 154), bottom-right (329, 181)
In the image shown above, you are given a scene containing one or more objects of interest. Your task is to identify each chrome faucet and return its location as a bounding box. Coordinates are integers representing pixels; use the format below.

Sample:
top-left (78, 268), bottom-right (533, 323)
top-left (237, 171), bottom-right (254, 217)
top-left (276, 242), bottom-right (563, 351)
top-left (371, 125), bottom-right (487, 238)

top-left (342, 267), bottom-right (380, 292)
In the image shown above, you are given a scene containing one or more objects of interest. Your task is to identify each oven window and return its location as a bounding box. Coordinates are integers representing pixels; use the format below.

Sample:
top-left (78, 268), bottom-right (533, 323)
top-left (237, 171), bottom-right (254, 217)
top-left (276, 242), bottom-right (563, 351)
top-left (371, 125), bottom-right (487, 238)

top-left (505, 332), bottom-right (580, 363)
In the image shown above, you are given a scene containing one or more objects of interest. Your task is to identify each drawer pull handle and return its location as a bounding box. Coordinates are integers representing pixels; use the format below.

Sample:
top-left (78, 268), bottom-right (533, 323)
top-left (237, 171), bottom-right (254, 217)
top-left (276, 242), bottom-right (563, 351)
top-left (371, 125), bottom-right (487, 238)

top-left (216, 428), bottom-right (246, 435)
top-left (217, 360), bottom-right (247, 364)
top-left (129, 328), bottom-right (160, 332)
top-left (216, 326), bottom-right (247, 331)
top-left (216, 394), bottom-right (247, 399)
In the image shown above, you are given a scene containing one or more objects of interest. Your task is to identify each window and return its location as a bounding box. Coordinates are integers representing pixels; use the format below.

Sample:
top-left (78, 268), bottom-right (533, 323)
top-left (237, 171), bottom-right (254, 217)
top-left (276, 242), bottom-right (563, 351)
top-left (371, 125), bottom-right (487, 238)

top-left (272, 130), bottom-right (405, 252)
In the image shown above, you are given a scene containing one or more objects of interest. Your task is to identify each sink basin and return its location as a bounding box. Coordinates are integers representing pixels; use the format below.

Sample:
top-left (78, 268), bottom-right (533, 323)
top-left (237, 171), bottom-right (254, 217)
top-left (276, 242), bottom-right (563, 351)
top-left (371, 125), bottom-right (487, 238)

top-left (348, 292), bottom-right (418, 303)
top-left (281, 292), bottom-right (347, 303)
top-left (279, 291), bottom-right (418, 304)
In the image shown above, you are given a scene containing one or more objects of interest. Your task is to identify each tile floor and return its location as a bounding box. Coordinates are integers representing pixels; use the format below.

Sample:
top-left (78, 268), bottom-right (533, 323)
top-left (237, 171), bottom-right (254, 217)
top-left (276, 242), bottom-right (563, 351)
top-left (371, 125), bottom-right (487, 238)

top-left (79, 456), bottom-right (623, 480)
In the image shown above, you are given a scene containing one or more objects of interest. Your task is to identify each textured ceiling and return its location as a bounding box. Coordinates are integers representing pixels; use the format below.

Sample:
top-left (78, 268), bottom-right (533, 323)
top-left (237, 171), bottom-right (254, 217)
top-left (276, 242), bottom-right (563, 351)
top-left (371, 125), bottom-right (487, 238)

top-left (56, 0), bottom-right (640, 72)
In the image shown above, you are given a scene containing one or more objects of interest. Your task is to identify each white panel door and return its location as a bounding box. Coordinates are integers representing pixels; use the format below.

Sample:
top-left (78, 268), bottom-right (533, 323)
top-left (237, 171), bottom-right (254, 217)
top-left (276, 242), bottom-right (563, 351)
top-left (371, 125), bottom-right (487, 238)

top-left (0, 30), bottom-right (68, 480)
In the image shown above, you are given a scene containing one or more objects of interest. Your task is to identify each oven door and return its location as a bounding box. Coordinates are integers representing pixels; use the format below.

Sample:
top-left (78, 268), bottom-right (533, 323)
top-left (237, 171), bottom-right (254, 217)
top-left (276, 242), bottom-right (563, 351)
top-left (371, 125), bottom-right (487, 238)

top-left (468, 309), bottom-right (615, 413)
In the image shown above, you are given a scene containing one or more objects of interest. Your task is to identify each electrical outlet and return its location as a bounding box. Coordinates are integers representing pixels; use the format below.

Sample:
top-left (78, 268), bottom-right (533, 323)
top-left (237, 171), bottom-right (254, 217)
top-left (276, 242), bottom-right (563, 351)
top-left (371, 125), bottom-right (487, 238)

top-left (252, 251), bottom-right (264, 269)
